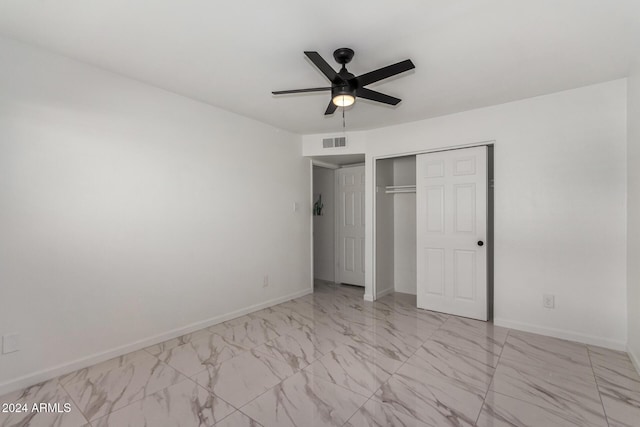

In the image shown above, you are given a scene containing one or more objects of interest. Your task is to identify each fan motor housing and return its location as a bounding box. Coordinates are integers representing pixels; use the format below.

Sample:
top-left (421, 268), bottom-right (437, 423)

top-left (331, 84), bottom-right (356, 100)
top-left (333, 48), bottom-right (355, 65)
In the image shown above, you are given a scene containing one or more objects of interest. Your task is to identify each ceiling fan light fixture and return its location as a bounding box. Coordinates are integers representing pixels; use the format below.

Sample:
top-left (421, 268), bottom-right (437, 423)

top-left (331, 85), bottom-right (356, 107)
top-left (332, 94), bottom-right (355, 107)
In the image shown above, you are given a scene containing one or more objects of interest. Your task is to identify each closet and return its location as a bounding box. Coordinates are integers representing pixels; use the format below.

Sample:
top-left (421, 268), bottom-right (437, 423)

top-left (375, 146), bottom-right (492, 321)
top-left (375, 155), bottom-right (417, 297)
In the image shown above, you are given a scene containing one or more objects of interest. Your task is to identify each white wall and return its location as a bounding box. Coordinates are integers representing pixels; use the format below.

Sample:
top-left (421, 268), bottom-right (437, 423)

top-left (628, 60), bottom-right (640, 369)
top-left (0, 37), bottom-right (311, 394)
top-left (302, 131), bottom-right (366, 157)
top-left (312, 166), bottom-right (334, 282)
top-left (365, 80), bottom-right (628, 349)
top-left (392, 157), bottom-right (417, 295)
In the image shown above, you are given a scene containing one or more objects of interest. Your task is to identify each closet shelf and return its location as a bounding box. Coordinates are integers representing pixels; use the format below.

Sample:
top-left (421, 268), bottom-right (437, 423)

top-left (385, 185), bottom-right (416, 194)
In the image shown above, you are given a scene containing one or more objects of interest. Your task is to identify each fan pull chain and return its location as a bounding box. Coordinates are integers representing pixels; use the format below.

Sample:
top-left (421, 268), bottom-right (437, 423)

top-left (342, 107), bottom-right (346, 131)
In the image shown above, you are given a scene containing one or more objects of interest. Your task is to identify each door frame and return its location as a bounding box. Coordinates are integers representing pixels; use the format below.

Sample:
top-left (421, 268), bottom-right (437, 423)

top-left (371, 141), bottom-right (494, 307)
top-left (309, 161), bottom-right (366, 290)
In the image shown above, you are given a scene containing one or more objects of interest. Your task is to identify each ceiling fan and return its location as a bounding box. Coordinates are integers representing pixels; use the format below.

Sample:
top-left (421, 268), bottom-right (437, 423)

top-left (272, 48), bottom-right (415, 115)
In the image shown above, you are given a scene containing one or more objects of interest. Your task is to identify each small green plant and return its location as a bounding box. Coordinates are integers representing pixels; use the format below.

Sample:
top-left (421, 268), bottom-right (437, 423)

top-left (313, 194), bottom-right (324, 216)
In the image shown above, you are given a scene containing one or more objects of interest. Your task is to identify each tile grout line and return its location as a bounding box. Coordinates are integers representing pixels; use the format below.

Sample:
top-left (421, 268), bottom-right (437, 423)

top-left (235, 365), bottom-right (359, 427)
top-left (73, 330), bottom-right (243, 424)
top-left (341, 394), bottom-right (375, 427)
top-left (298, 335), bottom-right (398, 400)
top-left (587, 347), bottom-right (612, 427)
top-left (231, 287), bottom-right (378, 422)
top-left (220, 403), bottom-right (265, 427)
top-left (149, 313), bottom-right (306, 383)
top-left (181, 369), bottom-right (245, 425)
top-left (58, 382), bottom-right (93, 426)
top-left (339, 294), bottom-right (440, 426)
top-left (58, 350), bottom-right (158, 424)
top-left (337, 310), bottom-right (448, 425)
top-left (480, 333), bottom-right (611, 426)
top-left (118, 338), bottom-right (271, 426)
top-left (235, 288), bottom-right (383, 426)
top-left (237, 289), bottom-right (370, 422)
top-left (312, 290), bottom-right (438, 424)
top-left (154, 329), bottom-right (285, 427)
top-left (64, 360), bottom-right (191, 424)
top-left (473, 327), bottom-right (510, 426)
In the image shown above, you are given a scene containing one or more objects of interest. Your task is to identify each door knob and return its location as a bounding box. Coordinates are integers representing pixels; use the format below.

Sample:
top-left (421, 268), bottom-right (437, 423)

top-left (477, 240), bottom-right (484, 247)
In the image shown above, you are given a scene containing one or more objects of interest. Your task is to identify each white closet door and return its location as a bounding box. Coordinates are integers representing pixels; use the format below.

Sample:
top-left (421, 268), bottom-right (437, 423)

top-left (416, 146), bottom-right (488, 320)
top-left (336, 166), bottom-right (365, 287)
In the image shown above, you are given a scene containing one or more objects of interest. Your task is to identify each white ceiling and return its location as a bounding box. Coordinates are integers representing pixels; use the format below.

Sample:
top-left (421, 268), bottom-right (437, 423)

top-left (0, 1), bottom-right (639, 134)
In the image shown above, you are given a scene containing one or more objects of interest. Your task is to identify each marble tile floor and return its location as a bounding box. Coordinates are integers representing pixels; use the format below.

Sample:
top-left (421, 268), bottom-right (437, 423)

top-left (2, 281), bottom-right (639, 427)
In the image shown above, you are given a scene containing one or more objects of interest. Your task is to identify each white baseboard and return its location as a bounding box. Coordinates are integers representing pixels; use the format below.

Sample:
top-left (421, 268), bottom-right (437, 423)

top-left (628, 345), bottom-right (640, 376)
top-left (363, 294), bottom-right (374, 302)
top-left (0, 287), bottom-right (313, 397)
top-left (376, 287), bottom-right (394, 299)
top-left (494, 318), bottom-right (626, 351)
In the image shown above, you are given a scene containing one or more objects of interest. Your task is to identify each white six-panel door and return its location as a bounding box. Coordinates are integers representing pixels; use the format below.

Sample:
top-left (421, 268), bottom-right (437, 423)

top-left (416, 146), bottom-right (488, 320)
top-left (336, 166), bottom-right (365, 287)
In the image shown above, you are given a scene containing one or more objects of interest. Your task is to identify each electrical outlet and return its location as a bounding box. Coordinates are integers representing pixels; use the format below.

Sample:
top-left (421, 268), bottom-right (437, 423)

top-left (2, 334), bottom-right (20, 354)
top-left (543, 294), bottom-right (555, 309)
top-left (263, 275), bottom-right (269, 288)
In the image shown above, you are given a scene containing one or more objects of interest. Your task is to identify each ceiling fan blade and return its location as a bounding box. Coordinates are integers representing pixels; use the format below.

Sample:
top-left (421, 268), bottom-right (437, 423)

top-left (356, 88), bottom-right (401, 105)
top-left (272, 87), bottom-right (331, 95)
top-left (354, 59), bottom-right (415, 87)
top-left (325, 101), bottom-right (338, 115)
top-left (304, 51), bottom-right (341, 82)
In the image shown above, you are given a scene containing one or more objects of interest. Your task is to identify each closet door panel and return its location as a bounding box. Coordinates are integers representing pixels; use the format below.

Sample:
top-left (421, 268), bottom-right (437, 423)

top-left (416, 146), bottom-right (487, 320)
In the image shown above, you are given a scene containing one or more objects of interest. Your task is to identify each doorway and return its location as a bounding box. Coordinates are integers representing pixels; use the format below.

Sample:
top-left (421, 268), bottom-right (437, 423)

top-left (312, 162), bottom-right (366, 291)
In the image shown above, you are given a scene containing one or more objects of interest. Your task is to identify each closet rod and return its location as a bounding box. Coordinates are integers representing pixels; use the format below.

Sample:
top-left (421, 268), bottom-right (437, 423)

top-left (385, 185), bottom-right (416, 189)
top-left (385, 184), bottom-right (416, 194)
top-left (385, 190), bottom-right (416, 194)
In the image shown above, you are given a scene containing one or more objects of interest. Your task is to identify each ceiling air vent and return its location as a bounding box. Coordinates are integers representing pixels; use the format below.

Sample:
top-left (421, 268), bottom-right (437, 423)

top-left (322, 136), bottom-right (347, 149)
